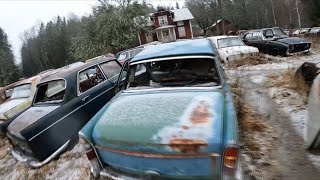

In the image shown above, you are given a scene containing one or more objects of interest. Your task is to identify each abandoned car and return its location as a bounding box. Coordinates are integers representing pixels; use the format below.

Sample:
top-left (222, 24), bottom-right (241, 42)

top-left (0, 82), bottom-right (18, 104)
top-left (6, 56), bottom-right (122, 167)
top-left (209, 36), bottom-right (259, 63)
top-left (243, 27), bottom-right (311, 56)
top-left (115, 41), bottom-right (161, 65)
top-left (80, 39), bottom-right (240, 179)
top-left (0, 76), bottom-right (43, 129)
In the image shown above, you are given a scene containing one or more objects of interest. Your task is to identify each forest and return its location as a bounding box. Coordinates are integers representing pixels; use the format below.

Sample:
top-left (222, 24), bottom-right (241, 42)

top-left (0, 0), bottom-right (320, 85)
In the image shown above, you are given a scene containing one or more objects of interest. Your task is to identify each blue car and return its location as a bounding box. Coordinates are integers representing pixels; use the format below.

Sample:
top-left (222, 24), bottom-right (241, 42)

top-left (79, 39), bottom-right (240, 179)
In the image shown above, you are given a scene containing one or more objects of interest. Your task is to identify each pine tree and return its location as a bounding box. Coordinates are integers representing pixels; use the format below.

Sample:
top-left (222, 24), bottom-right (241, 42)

top-left (0, 27), bottom-right (19, 86)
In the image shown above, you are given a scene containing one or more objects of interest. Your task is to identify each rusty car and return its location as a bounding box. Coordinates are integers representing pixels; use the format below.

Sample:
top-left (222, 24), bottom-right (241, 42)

top-left (6, 56), bottom-right (122, 167)
top-left (0, 82), bottom-right (18, 104)
top-left (0, 76), bottom-right (44, 130)
top-left (79, 39), bottom-right (240, 179)
top-left (243, 27), bottom-right (311, 56)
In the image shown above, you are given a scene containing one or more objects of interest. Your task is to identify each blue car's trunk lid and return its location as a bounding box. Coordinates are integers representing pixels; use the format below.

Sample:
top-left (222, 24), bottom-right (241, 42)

top-left (91, 90), bottom-right (225, 178)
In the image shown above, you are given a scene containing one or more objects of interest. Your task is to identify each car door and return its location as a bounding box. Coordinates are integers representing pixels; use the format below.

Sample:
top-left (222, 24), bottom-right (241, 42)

top-left (78, 64), bottom-right (114, 118)
top-left (250, 32), bottom-right (265, 51)
top-left (243, 33), bottom-right (253, 46)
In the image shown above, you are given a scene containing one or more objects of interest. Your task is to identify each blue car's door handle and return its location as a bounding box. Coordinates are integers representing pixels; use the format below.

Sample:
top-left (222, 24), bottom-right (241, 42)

top-left (82, 95), bottom-right (90, 102)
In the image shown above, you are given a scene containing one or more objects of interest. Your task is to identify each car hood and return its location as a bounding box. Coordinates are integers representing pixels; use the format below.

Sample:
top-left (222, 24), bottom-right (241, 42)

top-left (7, 105), bottom-right (59, 136)
top-left (92, 90), bottom-right (224, 153)
top-left (0, 98), bottom-right (28, 119)
top-left (219, 46), bottom-right (258, 56)
top-left (275, 37), bottom-right (309, 44)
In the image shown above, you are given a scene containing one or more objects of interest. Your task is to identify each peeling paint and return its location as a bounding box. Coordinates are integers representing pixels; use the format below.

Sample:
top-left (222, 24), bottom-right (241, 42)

top-left (152, 95), bottom-right (215, 153)
top-left (190, 101), bottom-right (211, 124)
top-left (169, 138), bottom-right (208, 153)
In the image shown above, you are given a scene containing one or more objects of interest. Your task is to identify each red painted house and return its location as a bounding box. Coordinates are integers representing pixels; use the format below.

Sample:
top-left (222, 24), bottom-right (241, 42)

top-left (139, 8), bottom-right (194, 45)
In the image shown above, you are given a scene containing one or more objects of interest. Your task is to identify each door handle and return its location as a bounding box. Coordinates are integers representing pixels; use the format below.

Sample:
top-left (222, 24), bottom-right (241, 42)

top-left (82, 95), bottom-right (90, 102)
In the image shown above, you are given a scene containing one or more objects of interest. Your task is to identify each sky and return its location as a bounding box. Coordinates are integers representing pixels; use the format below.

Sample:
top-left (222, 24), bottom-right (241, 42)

top-left (0, 0), bottom-right (185, 64)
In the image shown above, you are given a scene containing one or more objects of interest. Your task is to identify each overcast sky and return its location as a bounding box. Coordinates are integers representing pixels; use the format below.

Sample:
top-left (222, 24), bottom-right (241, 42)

top-left (0, 0), bottom-right (185, 64)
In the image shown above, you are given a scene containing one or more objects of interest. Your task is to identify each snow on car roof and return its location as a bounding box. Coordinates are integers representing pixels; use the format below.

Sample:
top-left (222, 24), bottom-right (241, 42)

top-left (131, 39), bottom-right (216, 62)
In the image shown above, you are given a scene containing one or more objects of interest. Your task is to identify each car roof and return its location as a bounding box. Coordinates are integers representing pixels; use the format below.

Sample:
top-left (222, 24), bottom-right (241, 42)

top-left (131, 39), bottom-right (215, 62)
top-left (208, 35), bottom-right (239, 40)
top-left (39, 55), bottom-right (115, 84)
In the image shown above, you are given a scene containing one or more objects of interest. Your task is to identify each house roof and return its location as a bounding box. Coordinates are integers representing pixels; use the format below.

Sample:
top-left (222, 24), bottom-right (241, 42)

top-left (171, 8), bottom-right (194, 22)
top-left (131, 39), bottom-right (216, 62)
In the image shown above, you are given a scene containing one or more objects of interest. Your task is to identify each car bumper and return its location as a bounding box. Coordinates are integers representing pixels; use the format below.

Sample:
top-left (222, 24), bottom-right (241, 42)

top-left (227, 52), bottom-right (258, 62)
top-left (288, 43), bottom-right (311, 54)
top-left (9, 139), bottom-right (70, 168)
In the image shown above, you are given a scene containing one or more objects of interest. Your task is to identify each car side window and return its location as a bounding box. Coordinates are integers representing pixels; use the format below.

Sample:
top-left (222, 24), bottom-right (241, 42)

top-left (99, 60), bottom-right (122, 82)
top-left (117, 52), bottom-right (127, 61)
top-left (252, 32), bottom-right (261, 40)
top-left (78, 65), bottom-right (106, 94)
top-left (244, 33), bottom-right (253, 40)
top-left (34, 80), bottom-right (66, 104)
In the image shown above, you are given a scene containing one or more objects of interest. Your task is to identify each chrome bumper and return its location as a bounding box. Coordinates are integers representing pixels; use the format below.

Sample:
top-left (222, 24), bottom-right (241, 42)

top-left (10, 140), bottom-right (70, 168)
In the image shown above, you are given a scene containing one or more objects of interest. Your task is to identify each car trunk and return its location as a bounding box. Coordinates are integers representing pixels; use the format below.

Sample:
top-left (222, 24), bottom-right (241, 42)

top-left (92, 90), bottom-right (224, 178)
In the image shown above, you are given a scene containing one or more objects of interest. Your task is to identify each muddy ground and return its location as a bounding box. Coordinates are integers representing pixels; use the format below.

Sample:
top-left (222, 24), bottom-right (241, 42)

top-left (1, 50), bottom-right (320, 179)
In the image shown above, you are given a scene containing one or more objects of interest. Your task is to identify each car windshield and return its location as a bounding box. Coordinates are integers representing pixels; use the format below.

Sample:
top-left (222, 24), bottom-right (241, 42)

top-left (218, 37), bottom-right (244, 48)
top-left (10, 84), bottom-right (32, 99)
top-left (34, 80), bottom-right (66, 104)
top-left (125, 58), bottom-right (221, 89)
top-left (273, 28), bottom-right (287, 37)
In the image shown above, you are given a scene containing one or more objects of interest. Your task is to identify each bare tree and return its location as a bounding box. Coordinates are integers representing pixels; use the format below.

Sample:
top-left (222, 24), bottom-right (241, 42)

top-left (295, 0), bottom-right (301, 28)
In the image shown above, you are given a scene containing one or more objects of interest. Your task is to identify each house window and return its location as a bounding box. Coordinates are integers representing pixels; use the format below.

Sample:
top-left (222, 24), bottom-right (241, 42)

top-left (178, 26), bottom-right (186, 37)
top-left (158, 15), bottom-right (168, 26)
top-left (177, 21), bottom-right (184, 26)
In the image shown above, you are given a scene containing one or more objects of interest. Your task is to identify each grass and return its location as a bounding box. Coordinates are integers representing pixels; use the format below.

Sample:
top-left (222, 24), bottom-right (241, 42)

top-left (226, 54), bottom-right (270, 68)
top-left (267, 69), bottom-right (309, 99)
top-left (306, 36), bottom-right (320, 51)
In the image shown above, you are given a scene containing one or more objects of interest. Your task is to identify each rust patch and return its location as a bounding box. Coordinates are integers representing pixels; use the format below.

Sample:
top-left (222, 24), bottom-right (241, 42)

top-left (181, 125), bottom-right (189, 130)
top-left (190, 101), bottom-right (211, 124)
top-left (169, 138), bottom-right (208, 153)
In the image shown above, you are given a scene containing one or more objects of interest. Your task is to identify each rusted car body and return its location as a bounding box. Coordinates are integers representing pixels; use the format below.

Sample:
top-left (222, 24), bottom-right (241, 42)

top-left (0, 76), bottom-right (42, 128)
top-left (80, 39), bottom-right (240, 179)
top-left (6, 56), bottom-right (122, 167)
top-left (0, 82), bottom-right (18, 104)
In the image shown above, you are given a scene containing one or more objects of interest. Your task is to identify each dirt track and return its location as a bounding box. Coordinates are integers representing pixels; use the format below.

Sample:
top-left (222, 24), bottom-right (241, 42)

top-left (231, 68), bottom-right (320, 179)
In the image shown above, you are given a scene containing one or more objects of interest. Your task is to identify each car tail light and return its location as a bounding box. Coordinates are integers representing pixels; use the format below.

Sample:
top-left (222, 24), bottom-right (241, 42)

top-left (223, 147), bottom-right (238, 168)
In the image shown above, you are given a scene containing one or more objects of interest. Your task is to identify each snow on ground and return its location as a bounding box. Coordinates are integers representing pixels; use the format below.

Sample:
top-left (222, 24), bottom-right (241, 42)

top-left (229, 53), bottom-right (320, 71)
top-left (268, 87), bottom-right (307, 138)
top-left (0, 137), bottom-right (92, 180)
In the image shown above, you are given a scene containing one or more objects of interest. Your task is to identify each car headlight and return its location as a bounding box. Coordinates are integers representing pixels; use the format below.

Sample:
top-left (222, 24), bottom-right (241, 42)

top-left (289, 44), bottom-right (294, 51)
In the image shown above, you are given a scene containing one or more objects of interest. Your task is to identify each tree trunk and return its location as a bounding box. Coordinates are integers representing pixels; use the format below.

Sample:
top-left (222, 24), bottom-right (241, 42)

top-left (296, 0), bottom-right (301, 28)
top-left (270, 0), bottom-right (277, 26)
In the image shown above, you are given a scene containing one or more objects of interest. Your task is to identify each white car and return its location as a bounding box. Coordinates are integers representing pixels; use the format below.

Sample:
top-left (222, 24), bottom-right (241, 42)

top-left (208, 36), bottom-right (259, 63)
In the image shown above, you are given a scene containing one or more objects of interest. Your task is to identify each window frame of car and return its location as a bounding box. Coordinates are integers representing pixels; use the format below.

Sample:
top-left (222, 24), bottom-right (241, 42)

top-left (217, 37), bottom-right (245, 49)
top-left (121, 55), bottom-right (224, 91)
top-left (32, 78), bottom-right (67, 106)
top-left (99, 60), bottom-right (122, 83)
top-left (77, 64), bottom-right (108, 97)
top-left (10, 83), bottom-right (32, 100)
top-left (243, 33), bottom-right (253, 41)
top-left (251, 32), bottom-right (263, 40)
